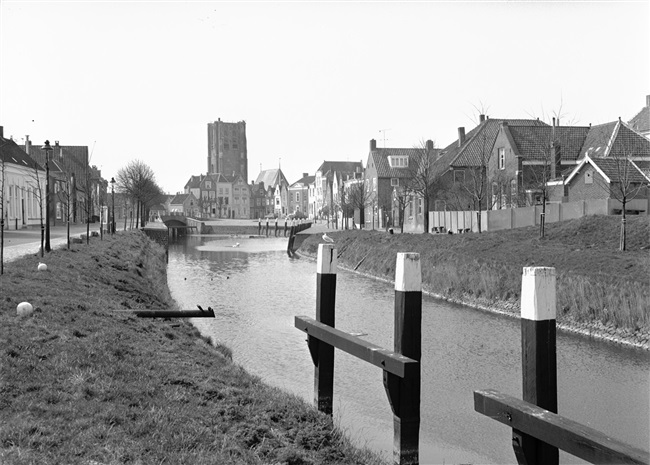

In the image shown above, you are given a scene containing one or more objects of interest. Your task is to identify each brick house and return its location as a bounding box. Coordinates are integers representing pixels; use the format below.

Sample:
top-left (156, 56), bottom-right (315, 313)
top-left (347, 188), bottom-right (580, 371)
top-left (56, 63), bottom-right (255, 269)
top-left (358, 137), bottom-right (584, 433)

top-left (487, 121), bottom-right (590, 208)
top-left (314, 160), bottom-right (363, 223)
top-left (288, 173), bottom-right (313, 217)
top-left (169, 192), bottom-right (199, 216)
top-left (229, 174), bottom-right (250, 219)
top-left (434, 116), bottom-right (548, 211)
top-left (559, 154), bottom-right (649, 212)
top-left (365, 138), bottom-right (437, 230)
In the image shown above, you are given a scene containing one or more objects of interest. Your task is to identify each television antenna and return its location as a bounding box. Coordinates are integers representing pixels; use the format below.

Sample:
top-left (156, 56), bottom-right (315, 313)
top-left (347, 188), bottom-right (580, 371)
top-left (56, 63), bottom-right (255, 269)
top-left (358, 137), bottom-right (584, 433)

top-left (379, 129), bottom-right (391, 148)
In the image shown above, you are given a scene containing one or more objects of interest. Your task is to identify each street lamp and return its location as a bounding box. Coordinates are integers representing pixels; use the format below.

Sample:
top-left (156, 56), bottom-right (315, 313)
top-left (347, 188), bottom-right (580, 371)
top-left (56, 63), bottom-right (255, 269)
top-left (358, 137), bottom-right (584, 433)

top-left (41, 140), bottom-right (53, 252)
top-left (110, 177), bottom-right (115, 235)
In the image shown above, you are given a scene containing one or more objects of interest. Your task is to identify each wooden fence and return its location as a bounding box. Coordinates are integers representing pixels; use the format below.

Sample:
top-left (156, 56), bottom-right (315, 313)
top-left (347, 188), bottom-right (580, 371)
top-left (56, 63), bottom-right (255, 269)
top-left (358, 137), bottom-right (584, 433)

top-left (295, 254), bottom-right (649, 465)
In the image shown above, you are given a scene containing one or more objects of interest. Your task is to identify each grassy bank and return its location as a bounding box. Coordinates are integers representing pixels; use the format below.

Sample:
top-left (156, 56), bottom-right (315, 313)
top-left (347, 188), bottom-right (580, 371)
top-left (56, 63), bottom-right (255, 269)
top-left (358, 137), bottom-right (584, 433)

top-left (297, 215), bottom-right (649, 346)
top-left (0, 231), bottom-right (384, 465)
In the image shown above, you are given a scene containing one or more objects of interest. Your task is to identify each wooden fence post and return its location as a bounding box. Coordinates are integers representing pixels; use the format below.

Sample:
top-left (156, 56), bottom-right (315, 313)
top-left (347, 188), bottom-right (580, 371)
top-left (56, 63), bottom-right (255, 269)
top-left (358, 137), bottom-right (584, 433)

top-left (310, 243), bottom-right (337, 415)
top-left (265, 220), bottom-right (269, 236)
top-left (384, 252), bottom-right (421, 465)
top-left (513, 266), bottom-right (558, 465)
top-left (258, 219), bottom-right (261, 235)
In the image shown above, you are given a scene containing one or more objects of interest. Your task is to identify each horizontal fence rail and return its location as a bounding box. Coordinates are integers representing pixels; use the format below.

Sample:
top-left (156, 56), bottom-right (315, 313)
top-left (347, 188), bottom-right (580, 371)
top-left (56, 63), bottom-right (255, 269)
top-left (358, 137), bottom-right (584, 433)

top-left (474, 389), bottom-right (649, 465)
top-left (295, 316), bottom-right (418, 378)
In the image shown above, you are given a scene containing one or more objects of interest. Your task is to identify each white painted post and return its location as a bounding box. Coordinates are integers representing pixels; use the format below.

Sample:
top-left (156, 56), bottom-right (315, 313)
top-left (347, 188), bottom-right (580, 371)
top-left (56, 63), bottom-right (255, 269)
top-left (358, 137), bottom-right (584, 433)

top-left (313, 244), bottom-right (337, 415)
top-left (514, 267), bottom-right (558, 465)
top-left (385, 252), bottom-right (421, 465)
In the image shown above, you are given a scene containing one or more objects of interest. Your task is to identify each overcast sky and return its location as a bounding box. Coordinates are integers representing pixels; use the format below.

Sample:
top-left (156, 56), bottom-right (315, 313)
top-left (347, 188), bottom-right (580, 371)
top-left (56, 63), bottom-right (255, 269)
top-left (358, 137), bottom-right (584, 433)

top-left (1, 1), bottom-right (648, 194)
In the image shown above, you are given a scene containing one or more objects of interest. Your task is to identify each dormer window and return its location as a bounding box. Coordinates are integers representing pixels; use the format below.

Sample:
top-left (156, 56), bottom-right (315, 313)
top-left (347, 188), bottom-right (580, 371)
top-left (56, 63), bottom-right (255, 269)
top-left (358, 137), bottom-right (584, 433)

top-left (389, 156), bottom-right (408, 168)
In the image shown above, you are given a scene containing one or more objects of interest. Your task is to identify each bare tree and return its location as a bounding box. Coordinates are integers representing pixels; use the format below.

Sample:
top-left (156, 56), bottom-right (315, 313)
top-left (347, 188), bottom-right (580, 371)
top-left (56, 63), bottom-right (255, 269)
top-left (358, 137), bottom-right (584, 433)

top-left (116, 160), bottom-right (162, 228)
top-left (458, 131), bottom-right (492, 233)
top-left (406, 139), bottom-right (442, 234)
top-left (347, 180), bottom-right (375, 229)
top-left (392, 184), bottom-right (413, 234)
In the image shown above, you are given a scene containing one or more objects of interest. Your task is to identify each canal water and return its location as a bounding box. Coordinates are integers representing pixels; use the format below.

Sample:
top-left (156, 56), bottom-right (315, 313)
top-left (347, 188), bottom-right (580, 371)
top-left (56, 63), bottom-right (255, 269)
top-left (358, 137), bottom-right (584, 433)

top-left (167, 235), bottom-right (649, 464)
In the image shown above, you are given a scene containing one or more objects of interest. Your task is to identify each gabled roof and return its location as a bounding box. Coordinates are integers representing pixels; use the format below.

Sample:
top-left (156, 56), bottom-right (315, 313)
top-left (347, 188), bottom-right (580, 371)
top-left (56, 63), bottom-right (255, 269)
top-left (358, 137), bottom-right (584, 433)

top-left (255, 169), bottom-right (288, 188)
top-left (185, 175), bottom-right (203, 189)
top-left (582, 120), bottom-right (650, 159)
top-left (369, 148), bottom-right (440, 178)
top-left (628, 96), bottom-right (649, 134)
top-left (508, 125), bottom-right (591, 161)
top-left (316, 161), bottom-right (363, 177)
top-left (565, 154), bottom-right (650, 185)
top-left (290, 174), bottom-right (315, 188)
top-left (170, 193), bottom-right (191, 205)
top-left (1, 137), bottom-right (42, 170)
top-left (447, 118), bottom-right (548, 169)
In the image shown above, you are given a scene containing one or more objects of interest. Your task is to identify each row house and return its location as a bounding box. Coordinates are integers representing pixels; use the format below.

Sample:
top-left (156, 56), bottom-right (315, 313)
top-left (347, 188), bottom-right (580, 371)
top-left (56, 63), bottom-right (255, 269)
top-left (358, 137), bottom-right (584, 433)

top-left (288, 173), bottom-right (313, 217)
top-left (312, 160), bottom-right (363, 221)
top-left (169, 192), bottom-right (199, 216)
top-left (23, 136), bottom-right (101, 225)
top-left (1, 128), bottom-right (46, 230)
top-left (249, 182), bottom-right (274, 219)
top-left (255, 168), bottom-right (290, 217)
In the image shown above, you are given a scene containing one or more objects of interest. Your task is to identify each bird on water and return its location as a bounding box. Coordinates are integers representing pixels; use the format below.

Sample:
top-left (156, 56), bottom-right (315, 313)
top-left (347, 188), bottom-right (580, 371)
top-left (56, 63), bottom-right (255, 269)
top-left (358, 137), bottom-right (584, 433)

top-left (322, 233), bottom-right (334, 243)
top-left (232, 243), bottom-right (240, 248)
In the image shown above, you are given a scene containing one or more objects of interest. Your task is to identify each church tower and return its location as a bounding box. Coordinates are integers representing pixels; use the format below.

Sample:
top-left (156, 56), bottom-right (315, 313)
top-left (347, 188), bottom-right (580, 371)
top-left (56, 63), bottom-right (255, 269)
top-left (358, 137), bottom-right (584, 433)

top-left (207, 119), bottom-right (247, 180)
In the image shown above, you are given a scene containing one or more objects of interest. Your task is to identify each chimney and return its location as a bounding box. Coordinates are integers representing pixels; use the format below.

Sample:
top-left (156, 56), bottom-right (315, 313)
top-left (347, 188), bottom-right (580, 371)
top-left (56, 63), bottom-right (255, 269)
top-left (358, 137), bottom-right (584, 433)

top-left (426, 139), bottom-right (434, 150)
top-left (479, 114), bottom-right (485, 123)
top-left (370, 139), bottom-right (377, 151)
top-left (0, 126), bottom-right (3, 138)
top-left (646, 95), bottom-right (650, 107)
top-left (303, 172), bottom-right (308, 178)
top-left (457, 128), bottom-right (465, 147)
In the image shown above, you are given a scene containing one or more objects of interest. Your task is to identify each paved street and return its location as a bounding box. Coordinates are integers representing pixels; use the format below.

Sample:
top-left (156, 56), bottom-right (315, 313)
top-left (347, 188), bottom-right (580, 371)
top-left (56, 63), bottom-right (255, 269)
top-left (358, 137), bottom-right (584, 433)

top-left (2, 223), bottom-right (109, 263)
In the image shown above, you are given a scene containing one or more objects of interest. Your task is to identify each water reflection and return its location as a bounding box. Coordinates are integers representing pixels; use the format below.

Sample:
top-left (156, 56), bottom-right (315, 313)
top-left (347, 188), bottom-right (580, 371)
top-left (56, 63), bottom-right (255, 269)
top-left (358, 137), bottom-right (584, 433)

top-left (168, 235), bottom-right (649, 465)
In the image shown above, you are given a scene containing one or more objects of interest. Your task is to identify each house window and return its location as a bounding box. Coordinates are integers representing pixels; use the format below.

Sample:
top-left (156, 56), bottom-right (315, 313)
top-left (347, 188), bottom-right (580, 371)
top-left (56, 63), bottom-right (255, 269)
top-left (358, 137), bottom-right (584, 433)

top-left (498, 148), bottom-right (505, 170)
top-left (296, 193), bottom-right (300, 202)
top-left (391, 178), bottom-right (399, 186)
top-left (206, 181), bottom-right (211, 189)
top-left (454, 170), bottom-right (465, 183)
top-left (389, 156), bottom-right (408, 168)
top-left (418, 198), bottom-right (423, 215)
top-left (585, 169), bottom-right (593, 184)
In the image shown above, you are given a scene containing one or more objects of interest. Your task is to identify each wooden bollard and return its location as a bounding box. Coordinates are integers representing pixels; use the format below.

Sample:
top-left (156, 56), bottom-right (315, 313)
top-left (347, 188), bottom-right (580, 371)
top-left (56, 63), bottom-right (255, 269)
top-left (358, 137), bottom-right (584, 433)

top-left (384, 253), bottom-right (421, 465)
top-left (284, 220), bottom-right (288, 237)
top-left (513, 267), bottom-right (558, 465)
top-left (265, 220), bottom-right (269, 236)
top-left (311, 244), bottom-right (336, 415)
top-left (275, 220), bottom-right (278, 237)
top-left (258, 220), bottom-right (261, 235)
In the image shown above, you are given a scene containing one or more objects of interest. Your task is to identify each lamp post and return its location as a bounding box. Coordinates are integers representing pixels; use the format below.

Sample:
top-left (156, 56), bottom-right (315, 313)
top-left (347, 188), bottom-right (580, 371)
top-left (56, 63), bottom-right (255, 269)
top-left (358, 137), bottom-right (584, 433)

top-left (41, 140), bottom-right (53, 252)
top-left (110, 177), bottom-right (115, 235)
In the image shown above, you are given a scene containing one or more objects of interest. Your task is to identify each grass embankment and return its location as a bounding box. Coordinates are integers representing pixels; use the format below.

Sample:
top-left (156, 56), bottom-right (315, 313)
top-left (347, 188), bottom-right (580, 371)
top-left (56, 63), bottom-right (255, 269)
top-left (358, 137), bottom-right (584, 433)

top-left (0, 231), bottom-right (384, 465)
top-left (298, 215), bottom-right (650, 346)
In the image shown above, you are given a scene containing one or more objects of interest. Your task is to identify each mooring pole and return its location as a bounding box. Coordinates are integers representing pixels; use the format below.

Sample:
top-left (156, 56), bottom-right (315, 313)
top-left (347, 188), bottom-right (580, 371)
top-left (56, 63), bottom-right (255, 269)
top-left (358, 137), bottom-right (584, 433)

top-left (384, 252), bottom-right (421, 465)
top-left (513, 267), bottom-right (558, 465)
top-left (310, 243), bottom-right (336, 415)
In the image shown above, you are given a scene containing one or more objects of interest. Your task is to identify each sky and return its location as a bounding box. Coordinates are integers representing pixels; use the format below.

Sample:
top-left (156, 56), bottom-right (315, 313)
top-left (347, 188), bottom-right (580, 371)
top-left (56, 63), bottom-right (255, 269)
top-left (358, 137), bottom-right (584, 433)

top-left (1, 1), bottom-right (648, 194)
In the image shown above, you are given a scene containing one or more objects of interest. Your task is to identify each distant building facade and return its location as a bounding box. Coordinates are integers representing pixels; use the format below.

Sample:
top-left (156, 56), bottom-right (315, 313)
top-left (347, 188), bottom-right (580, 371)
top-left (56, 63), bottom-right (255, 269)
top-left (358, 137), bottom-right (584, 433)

top-left (207, 119), bottom-right (248, 181)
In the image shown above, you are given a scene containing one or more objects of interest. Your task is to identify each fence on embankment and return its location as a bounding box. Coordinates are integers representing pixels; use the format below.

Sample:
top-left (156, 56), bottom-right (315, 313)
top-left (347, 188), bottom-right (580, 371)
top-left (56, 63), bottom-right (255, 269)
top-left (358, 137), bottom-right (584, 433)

top-left (294, 245), bottom-right (649, 465)
top-left (430, 198), bottom-right (649, 234)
